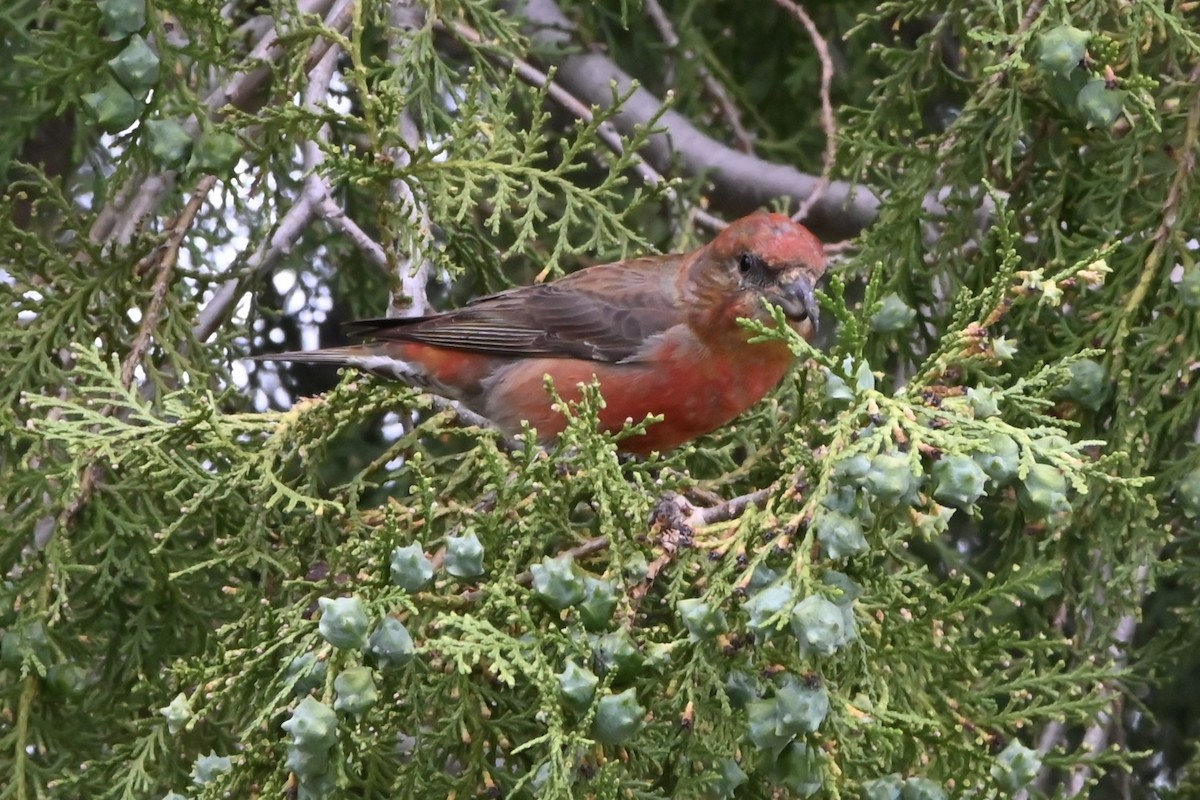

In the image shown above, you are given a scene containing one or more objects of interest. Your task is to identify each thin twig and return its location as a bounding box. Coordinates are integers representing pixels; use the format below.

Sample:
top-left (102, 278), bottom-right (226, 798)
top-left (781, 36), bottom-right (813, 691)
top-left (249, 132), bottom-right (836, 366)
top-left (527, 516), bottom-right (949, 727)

top-left (772, 0), bottom-right (836, 223)
top-left (1108, 60), bottom-right (1200, 371)
top-left (302, 45), bottom-right (391, 273)
top-left (699, 486), bottom-right (774, 525)
top-left (445, 20), bottom-right (667, 192)
top-left (643, 0), bottom-right (756, 152)
top-left (316, 195), bottom-right (389, 269)
top-left (656, 486), bottom-right (775, 532)
top-left (87, 0), bottom-right (346, 251)
top-left (55, 175), bottom-right (217, 538)
top-left (191, 191), bottom-right (320, 342)
top-left (191, 8), bottom-right (358, 342)
top-left (424, 394), bottom-right (523, 453)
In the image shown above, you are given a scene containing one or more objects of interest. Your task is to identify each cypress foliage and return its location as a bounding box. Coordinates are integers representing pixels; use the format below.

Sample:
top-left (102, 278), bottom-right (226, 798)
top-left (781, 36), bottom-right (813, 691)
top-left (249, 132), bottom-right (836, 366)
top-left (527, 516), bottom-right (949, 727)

top-left (2, 1), bottom-right (1197, 798)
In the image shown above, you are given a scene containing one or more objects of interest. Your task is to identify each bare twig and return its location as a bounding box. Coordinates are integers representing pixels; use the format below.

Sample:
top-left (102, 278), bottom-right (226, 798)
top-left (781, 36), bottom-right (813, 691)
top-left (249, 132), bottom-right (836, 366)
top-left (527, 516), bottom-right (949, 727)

top-left (190, 3), bottom-right (360, 342)
top-left (53, 175), bottom-right (218, 540)
top-left (699, 486), bottom-right (775, 525)
top-left (771, 0), bottom-right (837, 223)
top-left (191, 194), bottom-right (319, 341)
top-left (446, 20), bottom-right (667, 193)
top-left (314, 194), bottom-right (390, 269)
top-left (654, 487), bottom-right (775, 533)
top-left (121, 176), bottom-right (218, 387)
top-left (424, 394), bottom-right (523, 453)
top-left (302, 45), bottom-right (391, 274)
top-left (88, 0), bottom-right (347, 251)
top-left (643, 0), bottom-right (756, 153)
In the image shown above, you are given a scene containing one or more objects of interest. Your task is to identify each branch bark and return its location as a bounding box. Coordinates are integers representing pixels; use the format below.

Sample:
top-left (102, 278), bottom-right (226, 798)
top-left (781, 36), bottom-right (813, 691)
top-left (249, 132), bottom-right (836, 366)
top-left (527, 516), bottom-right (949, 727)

top-left (513, 0), bottom-right (876, 241)
top-left (513, 0), bottom-right (991, 243)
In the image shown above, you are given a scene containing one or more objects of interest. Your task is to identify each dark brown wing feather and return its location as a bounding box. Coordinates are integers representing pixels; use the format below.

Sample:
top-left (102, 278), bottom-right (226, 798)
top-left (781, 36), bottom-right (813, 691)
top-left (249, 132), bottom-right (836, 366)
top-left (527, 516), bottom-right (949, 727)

top-left (344, 255), bottom-right (687, 363)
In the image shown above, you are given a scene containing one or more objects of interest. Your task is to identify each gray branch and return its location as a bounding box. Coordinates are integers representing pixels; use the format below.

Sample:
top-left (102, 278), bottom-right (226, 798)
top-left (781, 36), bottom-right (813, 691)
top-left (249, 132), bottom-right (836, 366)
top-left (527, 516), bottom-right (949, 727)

top-left (514, 0), bottom-right (986, 242)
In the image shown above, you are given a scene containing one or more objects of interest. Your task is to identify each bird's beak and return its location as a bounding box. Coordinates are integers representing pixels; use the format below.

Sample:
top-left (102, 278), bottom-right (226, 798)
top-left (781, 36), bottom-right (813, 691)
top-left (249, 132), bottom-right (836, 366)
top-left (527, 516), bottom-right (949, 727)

top-left (771, 275), bottom-right (819, 327)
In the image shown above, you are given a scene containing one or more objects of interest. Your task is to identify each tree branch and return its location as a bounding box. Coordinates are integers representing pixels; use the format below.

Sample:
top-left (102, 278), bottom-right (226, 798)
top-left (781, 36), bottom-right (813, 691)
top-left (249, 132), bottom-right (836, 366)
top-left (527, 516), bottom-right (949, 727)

top-left (513, 0), bottom-right (875, 241)
top-left (87, 0), bottom-right (350, 252)
top-left (303, 46), bottom-right (390, 275)
top-left (189, 2), bottom-right (359, 341)
top-left (444, 19), bottom-right (727, 233)
top-left (49, 175), bottom-right (218, 545)
top-left (513, 0), bottom-right (994, 243)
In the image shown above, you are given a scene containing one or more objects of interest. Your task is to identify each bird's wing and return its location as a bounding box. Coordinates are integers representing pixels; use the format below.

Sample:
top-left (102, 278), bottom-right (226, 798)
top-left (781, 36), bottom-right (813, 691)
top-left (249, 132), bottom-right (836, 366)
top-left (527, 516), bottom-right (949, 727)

top-left (344, 255), bottom-right (687, 363)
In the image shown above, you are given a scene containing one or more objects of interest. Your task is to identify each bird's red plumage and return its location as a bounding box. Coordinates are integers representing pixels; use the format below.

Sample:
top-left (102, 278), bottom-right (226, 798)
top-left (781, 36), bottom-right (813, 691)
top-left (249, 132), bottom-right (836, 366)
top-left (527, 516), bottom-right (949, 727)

top-left (254, 212), bottom-right (826, 453)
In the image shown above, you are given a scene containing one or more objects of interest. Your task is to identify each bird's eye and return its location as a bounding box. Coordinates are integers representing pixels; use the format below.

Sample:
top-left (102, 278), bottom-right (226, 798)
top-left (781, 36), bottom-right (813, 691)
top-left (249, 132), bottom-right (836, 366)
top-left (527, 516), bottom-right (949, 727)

top-left (738, 252), bottom-right (762, 276)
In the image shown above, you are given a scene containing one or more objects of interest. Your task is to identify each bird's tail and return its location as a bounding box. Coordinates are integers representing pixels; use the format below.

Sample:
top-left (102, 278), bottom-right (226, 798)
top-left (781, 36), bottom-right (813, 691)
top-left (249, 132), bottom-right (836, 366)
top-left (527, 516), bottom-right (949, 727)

top-left (250, 344), bottom-right (372, 366)
top-left (249, 344), bottom-right (438, 389)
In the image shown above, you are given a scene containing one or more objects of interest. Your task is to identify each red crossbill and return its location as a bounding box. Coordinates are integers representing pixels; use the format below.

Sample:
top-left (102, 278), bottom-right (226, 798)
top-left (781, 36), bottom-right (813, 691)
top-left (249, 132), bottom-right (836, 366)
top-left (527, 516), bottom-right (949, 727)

top-left (255, 212), bottom-right (825, 454)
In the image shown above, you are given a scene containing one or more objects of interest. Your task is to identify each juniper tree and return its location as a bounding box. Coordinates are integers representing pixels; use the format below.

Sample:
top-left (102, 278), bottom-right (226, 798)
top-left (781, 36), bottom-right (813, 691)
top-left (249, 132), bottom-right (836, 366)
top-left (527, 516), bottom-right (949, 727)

top-left (2, 1), bottom-right (1198, 799)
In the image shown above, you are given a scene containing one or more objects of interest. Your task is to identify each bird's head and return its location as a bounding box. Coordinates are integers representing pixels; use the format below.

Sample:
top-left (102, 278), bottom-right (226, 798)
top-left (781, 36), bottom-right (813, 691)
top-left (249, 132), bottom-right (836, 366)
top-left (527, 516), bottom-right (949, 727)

top-left (690, 211), bottom-right (827, 338)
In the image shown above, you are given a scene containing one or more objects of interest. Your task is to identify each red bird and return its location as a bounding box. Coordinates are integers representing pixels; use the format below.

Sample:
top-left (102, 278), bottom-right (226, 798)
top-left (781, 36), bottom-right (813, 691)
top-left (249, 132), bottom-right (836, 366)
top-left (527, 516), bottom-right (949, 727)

top-left (256, 212), bottom-right (825, 455)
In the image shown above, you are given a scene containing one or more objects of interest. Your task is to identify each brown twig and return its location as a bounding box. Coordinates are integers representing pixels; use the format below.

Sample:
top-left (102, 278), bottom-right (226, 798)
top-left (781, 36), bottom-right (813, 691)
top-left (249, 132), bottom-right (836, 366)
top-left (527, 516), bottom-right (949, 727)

top-left (772, 0), bottom-right (837, 223)
top-left (655, 486), bottom-right (776, 532)
top-left (643, 0), bottom-right (756, 153)
top-left (57, 175), bottom-right (217, 537)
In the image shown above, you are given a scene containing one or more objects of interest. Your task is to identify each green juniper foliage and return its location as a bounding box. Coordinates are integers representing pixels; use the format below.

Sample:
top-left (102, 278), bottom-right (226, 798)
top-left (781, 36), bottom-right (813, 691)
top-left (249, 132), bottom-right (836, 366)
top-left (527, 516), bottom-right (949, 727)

top-left (2, 0), bottom-right (1199, 798)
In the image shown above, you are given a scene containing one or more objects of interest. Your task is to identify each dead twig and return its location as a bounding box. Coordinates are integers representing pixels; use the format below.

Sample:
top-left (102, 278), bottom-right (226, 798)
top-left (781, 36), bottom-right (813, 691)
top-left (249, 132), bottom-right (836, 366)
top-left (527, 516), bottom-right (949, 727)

top-left (644, 0), bottom-right (756, 153)
top-left (57, 174), bottom-right (217, 538)
top-left (772, 0), bottom-right (837, 223)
